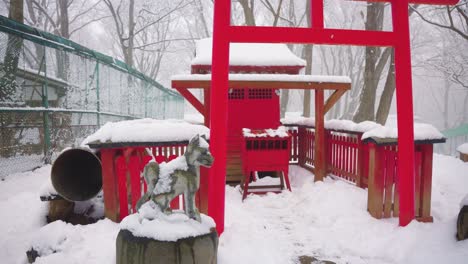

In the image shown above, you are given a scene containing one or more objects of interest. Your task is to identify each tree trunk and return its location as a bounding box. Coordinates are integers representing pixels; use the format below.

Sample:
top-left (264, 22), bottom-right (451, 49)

top-left (0, 0), bottom-right (24, 106)
top-left (56, 0), bottom-right (70, 81)
top-left (376, 50), bottom-right (395, 125)
top-left (238, 0), bottom-right (256, 26)
top-left (353, 3), bottom-right (385, 123)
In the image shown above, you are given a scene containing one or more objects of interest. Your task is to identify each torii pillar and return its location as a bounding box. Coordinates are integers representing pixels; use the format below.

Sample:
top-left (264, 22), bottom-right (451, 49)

top-left (208, 0), bottom-right (459, 234)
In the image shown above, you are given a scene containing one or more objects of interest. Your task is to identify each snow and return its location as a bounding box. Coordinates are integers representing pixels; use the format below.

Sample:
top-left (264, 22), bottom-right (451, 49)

top-left (39, 175), bottom-right (58, 198)
top-left (362, 123), bottom-right (445, 141)
top-left (282, 117), bottom-right (382, 132)
top-left (153, 157), bottom-right (188, 195)
top-left (242, 126), bottom-right (289, 138)
top-left (184, 113), bottom-right (204, 124)
top-left (191, 38), bottom-right (306, 67)
top-left (461, 194), bottom-right (468, 207)
top-left (81, 118), bottom-right (209, 145)
top-left (457, 143), bottom-right (468, 154)
top-left (1, 155), bottom-right (467, 263)
top-left (119, 201), bottom-right (216, 242)
top-left (29, 220), bottom-right (118, 264)
top-left (172, 73), bottom-right (352, 84)
top-left (281, 117), bottom-right (444, 141)
top-left (199, 136), bottom-right (209, 148)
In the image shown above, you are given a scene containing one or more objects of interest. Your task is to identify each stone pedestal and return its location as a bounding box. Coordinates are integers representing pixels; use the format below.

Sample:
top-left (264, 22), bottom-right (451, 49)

top-left (116, 228), bottom-right (218, 264)
top-left (457, 205), bottom-right (468, 241)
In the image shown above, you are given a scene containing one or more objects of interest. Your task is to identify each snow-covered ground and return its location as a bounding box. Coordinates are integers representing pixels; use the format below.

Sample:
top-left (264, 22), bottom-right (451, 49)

top-left (0, 155), bottom-right (467, 264)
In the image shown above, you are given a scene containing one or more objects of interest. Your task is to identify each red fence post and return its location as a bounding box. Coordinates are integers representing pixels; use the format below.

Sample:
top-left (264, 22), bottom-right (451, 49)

top-left (368, 143), bottom-right (384, 219)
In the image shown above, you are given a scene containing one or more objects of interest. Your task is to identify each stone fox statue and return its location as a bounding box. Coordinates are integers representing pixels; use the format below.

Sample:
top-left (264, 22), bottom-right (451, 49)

top-left (136, 135), bottom-right (214, 222)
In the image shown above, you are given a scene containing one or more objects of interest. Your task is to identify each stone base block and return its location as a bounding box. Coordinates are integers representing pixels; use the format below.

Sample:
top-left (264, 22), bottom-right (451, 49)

top-left (116, 228), bottom-right (218, 264)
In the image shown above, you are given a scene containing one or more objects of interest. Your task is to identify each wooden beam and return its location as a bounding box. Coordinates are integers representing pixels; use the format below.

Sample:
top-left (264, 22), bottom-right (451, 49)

top-left (204, 87), bottom-right (211, 127)
top-left (173, 80), bottom-right (351, 91)
top-left (324, 89), bottom-right (347, 114)
top-left (174, 88), bottom-right (205, 115)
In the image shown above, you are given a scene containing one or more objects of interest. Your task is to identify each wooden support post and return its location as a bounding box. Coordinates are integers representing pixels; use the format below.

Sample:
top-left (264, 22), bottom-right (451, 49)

top-left (204, 88), bottom-right (211, 127)
top-left (419, 144), bottom-right (434, 222)
top-left (314, 89), bottom-right (326, 181)
top-left (175, 88), bottom-right (205, 115)
top-left (100, 149), bottom-right (120, 222)
top-left (298, 126), bottom-right (306, 167)
top-left (368, 143), bottom-right (384, 219)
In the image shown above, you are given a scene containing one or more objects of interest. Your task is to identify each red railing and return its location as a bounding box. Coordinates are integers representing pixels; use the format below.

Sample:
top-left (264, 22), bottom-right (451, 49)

top-left (97, 142), bottom-right (203, 222)
top-left (285, 124), bottom-right (438, 221)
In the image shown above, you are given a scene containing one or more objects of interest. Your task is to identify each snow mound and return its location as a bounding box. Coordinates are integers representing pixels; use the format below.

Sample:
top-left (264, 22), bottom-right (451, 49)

top-left (281, 117), bottom-right (444, 141)
top-left (29, 219), bottom-right (118, 264)
top-left (362, 123), bottom-right (444, 141)
top-left (81, 118), bottom-right (209, 145)
top-left (462, 194), bottom-right (468, 207)
top-left (457, 143), bottom-right (468, 154)
top-left (191, 38), bottom-right (306, 67)
top-left (39, 175), bottom-right (58, 198)
top-left (243, 126), bottom-right (289, 138)
top-left (153, 157), bottom-right (188, 195)
top-left (120, 201), bottom-right (215, 241)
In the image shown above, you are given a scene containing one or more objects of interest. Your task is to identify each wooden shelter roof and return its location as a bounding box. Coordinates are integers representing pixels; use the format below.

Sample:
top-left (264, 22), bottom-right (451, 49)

top-left (171, 74), bottom-right (351, 90)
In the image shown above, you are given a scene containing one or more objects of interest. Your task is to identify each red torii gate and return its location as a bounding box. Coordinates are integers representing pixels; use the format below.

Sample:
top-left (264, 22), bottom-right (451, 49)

top-left (208, 0), bottom-right (459, 234)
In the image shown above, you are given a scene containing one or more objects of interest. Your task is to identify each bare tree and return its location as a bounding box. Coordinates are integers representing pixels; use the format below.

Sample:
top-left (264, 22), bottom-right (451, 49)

top-left (0, 0), bottom-right (24, 106)
top-left (103, 0), bottom-right (191, 78)
top-left (412, 1), bottom-right (468, 41)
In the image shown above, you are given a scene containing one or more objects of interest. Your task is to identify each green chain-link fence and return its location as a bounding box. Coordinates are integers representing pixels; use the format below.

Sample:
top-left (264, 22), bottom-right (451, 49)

top-left (0, 16), bottom-right (184, 178)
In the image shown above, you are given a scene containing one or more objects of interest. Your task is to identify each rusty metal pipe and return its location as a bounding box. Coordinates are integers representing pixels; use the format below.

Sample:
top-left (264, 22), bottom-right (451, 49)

top-left (51, 148), bottom-right (102, 201)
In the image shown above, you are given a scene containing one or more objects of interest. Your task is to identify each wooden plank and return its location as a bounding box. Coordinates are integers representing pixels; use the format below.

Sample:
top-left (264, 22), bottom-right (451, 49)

top-left (420, 144), bottom-right (433, 220)
top-left (394, 155), bottom-right (400, 217)
top-left (367, 143), bottom-right (381, 218)
top-left (384, 151), bottom-right (395, 218)
top-left (100, 149), bottom-right (120, 222)
top-left (324, 89), bottom-right (347, 114)
top-left (128, 155), bottom-right (141, 214)
top-left (173, 80), bottom-right (351, 91)
top-left (116, 155), bottom-right (129, 221)
top-left (414, 150), bottom-right (422, 217)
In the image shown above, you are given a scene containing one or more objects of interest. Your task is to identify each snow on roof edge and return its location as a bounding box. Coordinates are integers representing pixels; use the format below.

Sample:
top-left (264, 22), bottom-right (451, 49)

top-left (281, 117), bottom-right (444, 141)
top-left (171, 74), bottom-right (352, 84)
top-left (191, 38), bottom-right (306, 67)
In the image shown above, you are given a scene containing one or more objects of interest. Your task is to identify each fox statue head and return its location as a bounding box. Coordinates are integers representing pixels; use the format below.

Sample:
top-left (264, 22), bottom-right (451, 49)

top-left (185, 134), bottom-right (214, 168)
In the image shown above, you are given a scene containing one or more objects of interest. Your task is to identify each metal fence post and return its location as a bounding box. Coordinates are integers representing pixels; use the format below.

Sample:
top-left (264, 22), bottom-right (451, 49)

top-left (41, 49), bottom-right (52, 164)
top-left (95, 62), bottom-right (101, 127)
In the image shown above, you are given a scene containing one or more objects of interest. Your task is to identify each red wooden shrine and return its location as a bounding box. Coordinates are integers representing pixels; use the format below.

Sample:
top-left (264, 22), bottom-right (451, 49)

top-left (183, 41), bottom-right (305, 183)
top-left (206, 0), bottom-right (459, 234)
top-left (241, 130), bottom-right (292, 200)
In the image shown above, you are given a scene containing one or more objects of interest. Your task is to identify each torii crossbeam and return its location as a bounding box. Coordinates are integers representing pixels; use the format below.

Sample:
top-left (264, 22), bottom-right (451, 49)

top-left (208, 0), bottom-right (459, 234)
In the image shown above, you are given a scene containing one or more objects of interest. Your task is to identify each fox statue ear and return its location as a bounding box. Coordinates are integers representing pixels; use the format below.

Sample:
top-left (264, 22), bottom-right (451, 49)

top-left (200, 134), bottom-right (207, 140)
top-left (187, 134), bottom-right (200, 153)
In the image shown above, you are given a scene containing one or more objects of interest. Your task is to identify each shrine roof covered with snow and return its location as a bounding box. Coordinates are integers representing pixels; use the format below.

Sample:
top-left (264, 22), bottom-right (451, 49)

top-left (191, 38), bottom-right (306, 67)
